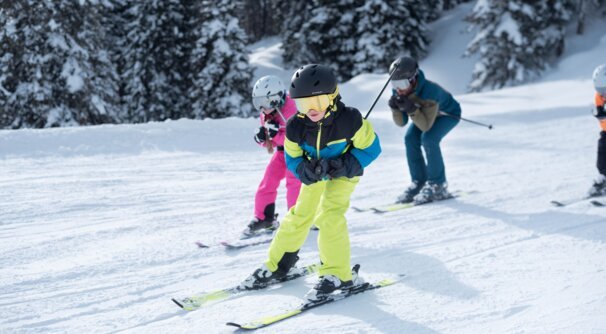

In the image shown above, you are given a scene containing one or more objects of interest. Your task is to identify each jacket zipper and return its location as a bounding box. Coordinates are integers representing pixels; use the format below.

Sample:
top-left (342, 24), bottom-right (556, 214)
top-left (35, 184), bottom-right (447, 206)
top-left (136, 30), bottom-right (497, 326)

top-left (316, 121), bottom-right (322, 159)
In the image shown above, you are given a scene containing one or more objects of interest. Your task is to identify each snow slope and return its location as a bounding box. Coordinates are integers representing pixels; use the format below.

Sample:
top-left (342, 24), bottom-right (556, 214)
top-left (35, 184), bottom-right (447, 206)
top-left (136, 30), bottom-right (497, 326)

top-left (1, 6), bottom-right (606, 334)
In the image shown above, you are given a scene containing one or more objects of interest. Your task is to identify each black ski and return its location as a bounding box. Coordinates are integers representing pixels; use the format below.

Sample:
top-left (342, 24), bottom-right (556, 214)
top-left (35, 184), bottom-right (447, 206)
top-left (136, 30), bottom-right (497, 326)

top-left (551, 196), bottom-right (606, 207)
top-left (219, 237), bottom-right (273, 250)
top-left (195, 227), bottom-right (276, 250)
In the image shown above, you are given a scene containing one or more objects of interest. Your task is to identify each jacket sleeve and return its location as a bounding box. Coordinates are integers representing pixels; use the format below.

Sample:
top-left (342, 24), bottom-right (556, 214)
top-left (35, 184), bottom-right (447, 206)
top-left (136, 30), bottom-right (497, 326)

top-left (254, 114), bottom-right (267, 148)
top-left (349, 119), bottom-right (381, 168)
top-left (269, 121), bottom-right (286, 147)
top-left (596, 93), bottom-right (606, 117)
top-left (284, 136), bottom-right (304, 179)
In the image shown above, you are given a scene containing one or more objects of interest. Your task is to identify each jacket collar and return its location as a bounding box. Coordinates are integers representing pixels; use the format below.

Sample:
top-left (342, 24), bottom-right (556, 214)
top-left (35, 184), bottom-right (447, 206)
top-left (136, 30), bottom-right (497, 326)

top-left (414, 69), bottom-right (426, 95)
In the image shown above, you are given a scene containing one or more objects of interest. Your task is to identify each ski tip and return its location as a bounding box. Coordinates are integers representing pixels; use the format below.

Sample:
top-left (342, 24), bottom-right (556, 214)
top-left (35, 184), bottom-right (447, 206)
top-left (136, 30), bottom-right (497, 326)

top-left (195, 241), bottom-right (209, 248)
top-left (550, 201), bottom-right (565, 207)
top-left (591, 200), bottom-right (605, 207)
top-left (220, 241), bottom-right (239, 250)
top-left (171, 298), bottom-right (185, 309)
top-left (226, 322), bottom-right (242, 328)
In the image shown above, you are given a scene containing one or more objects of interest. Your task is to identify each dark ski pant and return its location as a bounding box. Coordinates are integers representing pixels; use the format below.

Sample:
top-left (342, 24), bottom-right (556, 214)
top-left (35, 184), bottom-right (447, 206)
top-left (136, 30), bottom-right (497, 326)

top-left (405, 116), bottom-right (459, 185)
top-left (598, 131), bottom-right (606, 176)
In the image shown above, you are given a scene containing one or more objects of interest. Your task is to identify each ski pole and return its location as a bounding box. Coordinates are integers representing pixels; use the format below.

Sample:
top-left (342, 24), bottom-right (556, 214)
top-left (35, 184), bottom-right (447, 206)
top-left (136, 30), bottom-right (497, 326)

top-left (363, 61), bottom-right (400, 120)
top-left (439, 111), bottom-right (493, 130)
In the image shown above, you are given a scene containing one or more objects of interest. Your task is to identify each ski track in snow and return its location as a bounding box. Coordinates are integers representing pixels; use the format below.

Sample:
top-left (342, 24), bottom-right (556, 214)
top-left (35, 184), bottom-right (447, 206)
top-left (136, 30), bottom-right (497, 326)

top-left (2, 6), bottom-right (606, 334)
top-left (1, 108), bottom-right (606, 333)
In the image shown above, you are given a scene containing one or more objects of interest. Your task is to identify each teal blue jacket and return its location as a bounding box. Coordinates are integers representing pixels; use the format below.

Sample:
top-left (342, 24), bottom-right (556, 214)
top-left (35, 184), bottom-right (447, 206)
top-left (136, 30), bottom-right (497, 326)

top-left (393, 69), bottom-right (461, 117)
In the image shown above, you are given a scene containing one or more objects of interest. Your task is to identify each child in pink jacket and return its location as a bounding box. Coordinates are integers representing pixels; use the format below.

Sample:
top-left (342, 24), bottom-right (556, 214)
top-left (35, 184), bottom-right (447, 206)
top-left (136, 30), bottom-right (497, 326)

top-left (245, 75), bottom-right (301, 237)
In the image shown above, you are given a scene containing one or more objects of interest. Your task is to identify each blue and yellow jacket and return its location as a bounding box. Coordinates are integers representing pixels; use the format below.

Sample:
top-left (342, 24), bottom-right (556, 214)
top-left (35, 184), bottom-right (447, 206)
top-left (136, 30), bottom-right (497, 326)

top-left (284, 100), bottom-right (381, 179)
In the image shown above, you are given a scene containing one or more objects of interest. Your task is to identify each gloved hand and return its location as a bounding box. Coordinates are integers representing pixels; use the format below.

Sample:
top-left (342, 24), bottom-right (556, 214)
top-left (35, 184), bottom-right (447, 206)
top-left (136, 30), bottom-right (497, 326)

top-left (327, 153), bottom-right (363, 179)
top-left (388, 94), bottom-right (418, 115)
top-left (594, 105), bottom-right (606, 119)
top-left (254, 126), bottom-right (266, 144)
top-left (296, 158), bottom-right (328, 185)
top-left (265, 120), bottom-right (280, 138)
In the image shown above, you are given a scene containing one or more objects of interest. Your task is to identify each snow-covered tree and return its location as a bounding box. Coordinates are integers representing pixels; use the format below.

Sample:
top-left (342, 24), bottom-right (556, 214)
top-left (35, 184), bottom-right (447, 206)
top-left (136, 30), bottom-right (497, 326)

top-left (240, 0), bottom-right (292, 42)
top-left (189, 0), bottom-right (254, 119)
top-left (465, 0), bottom-right (576, 92)
top-left (281, 1), bottom-right (315, 69)
top-left (353, 0), bottom-right (429, 77)
top-left (0, 1), bottom-right (119, 129)
top-left (120, 0), bottom-right (192, 122)
top-left (289, 0), bottom-right (363, 81)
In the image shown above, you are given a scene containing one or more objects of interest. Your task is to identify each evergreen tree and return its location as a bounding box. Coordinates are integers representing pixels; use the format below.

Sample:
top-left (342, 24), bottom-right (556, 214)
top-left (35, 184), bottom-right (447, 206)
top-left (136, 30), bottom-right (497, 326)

top-left (465, 0), bottom-right (576, 92)
top-left (353, 0), bottom-right (429, 77)
top-left (121, 0), bottom-right (191, 122)
top-left (239, 0), bottom-right (291, 42)
top-left (103, 0), bottom-right (133, 121)
top-left (443, 0), bottom-right (473, 10)
top-left (281, 1), bottom-right (315, 69)
top-left (294, 0), bottom-right (364, 81)
top-left (189, 0), bottom-right (254, 118)
top-left (0, 1), bottom-right (119, 128)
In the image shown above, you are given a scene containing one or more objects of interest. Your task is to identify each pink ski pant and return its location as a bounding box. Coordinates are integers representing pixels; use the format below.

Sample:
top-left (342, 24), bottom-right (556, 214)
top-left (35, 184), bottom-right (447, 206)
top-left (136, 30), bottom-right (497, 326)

top-left (255, 151), bottom-right (302, 219)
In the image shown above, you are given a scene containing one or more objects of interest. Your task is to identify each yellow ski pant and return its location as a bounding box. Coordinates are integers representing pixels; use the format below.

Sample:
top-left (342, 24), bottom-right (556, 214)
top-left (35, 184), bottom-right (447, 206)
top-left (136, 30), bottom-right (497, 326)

top-left (265, 176), bottom-right (359, 281)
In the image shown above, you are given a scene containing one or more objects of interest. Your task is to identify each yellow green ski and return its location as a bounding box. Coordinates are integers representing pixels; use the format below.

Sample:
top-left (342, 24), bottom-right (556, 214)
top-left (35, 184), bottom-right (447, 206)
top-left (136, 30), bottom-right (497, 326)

top-left (172, 263), bottom-right (320, 311)
top-left (352, 190), bottom-right (478, 214)
top-left (226, 273), bottom-right (404, 330)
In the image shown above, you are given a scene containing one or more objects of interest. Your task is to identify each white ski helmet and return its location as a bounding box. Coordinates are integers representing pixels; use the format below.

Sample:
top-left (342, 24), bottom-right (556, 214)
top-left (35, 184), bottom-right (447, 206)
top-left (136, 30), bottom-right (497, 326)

top-left (252, 75), bottom-right (286, 110)
top-left (593, 64), bottom-right (606, 95)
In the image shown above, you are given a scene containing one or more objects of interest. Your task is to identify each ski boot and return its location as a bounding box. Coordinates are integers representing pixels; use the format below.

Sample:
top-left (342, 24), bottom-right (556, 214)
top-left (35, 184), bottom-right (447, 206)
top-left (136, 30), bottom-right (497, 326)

top-left (242, 214), bottom-right (279, 238)
top-left (240, 251), bottom-right (300, 290)
top-left (242, 203), bottom-right (279, 238)
top-left (413, 182), bottom-right (451, 204)
top-left (239, 263), bottom-right (284, 290)
top-left (396, 181), bottom-right (424, 203)
top-left (304, 264), bottom-right (364, 302)
top-left (588, 174), bottom-right (606, 197)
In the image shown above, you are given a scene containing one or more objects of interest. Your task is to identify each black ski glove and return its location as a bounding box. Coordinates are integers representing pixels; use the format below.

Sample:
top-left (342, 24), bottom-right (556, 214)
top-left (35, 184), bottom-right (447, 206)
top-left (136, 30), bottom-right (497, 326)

top-left (327, 153), bottom-right (363, 179)
top-left (254, 126), bottom-right (267, 144)
top-left (594, 105), bottom-right (606, 119)
top-left (265, 120), bottom-right (280, 138)
top-left (296, 158), bottom-right (328, 185)
top-left (389, 94), bottom-right (418, 115)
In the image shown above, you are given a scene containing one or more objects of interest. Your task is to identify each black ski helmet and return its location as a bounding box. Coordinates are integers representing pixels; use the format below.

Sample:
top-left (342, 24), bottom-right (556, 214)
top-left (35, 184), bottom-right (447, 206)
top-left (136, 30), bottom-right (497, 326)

top-left (289, 64), bottom-right (337, 99)
top-left (389, 56), bottom-right (419, 81)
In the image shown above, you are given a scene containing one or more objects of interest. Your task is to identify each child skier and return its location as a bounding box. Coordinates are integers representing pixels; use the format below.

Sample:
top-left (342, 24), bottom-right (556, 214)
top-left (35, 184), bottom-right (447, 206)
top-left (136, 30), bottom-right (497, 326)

top-left (588, 64), bottom-right (606, 196)
top-left (240, 64), bottom-right (382, 301)
top-left (245, 75), bottom-right (301, 237)
top-left (387, 56), bottom-right (461, 204)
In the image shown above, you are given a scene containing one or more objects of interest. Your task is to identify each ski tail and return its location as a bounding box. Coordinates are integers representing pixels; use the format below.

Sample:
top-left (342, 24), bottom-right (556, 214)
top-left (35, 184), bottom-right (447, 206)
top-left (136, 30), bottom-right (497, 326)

top-left (173, 262), bottom-right (321, 311)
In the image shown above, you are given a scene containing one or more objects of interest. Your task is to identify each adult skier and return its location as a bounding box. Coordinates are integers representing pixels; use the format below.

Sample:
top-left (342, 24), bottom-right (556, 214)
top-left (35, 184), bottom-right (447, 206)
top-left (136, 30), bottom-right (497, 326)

top-left (388, 56), bottom-right (461, 204)
top-left (240, 64), bottom-right (382, 301)
top-left (245, 75), bottom-right (301, 237)
top-left (588, 64), bottom-right (606, 196)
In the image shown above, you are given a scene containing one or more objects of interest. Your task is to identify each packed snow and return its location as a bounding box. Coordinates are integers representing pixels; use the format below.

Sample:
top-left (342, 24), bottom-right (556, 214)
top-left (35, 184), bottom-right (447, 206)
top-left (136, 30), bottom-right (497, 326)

top-left (1, 6), bottom-right (606, 334)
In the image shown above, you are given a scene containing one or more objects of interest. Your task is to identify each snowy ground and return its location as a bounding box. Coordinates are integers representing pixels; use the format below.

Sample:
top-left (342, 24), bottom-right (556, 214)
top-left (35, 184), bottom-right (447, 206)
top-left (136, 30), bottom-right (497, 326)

top-left (2, 6), bottom-right (606, 334)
